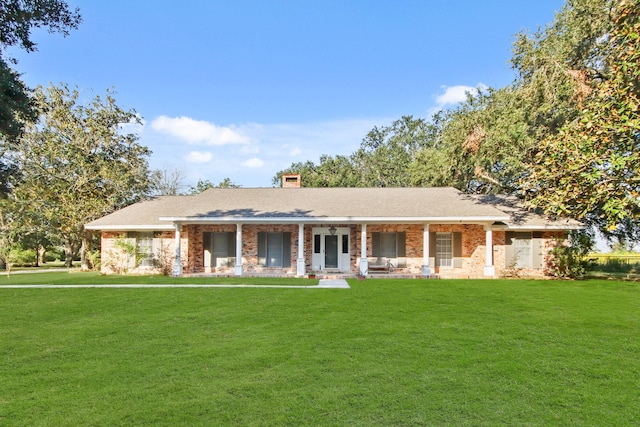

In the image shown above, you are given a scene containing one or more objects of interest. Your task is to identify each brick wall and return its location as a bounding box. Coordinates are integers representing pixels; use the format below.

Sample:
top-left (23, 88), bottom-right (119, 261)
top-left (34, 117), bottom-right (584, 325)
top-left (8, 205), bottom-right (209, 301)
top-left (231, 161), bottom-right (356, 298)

top-left (99, 226), bottom-right (567, 278)
top-left (99, 230), bottom-right (178, 275)
top-left (428, 224), bottom-right (487, 278)
top-left (365, 224), bottom-right (424, 274)
top-left (99, 231), bottom-right (121, 274)
top-left (495, 231), bottom-right (566, 278)
top-left (184, 224), bottom-right (236, 273)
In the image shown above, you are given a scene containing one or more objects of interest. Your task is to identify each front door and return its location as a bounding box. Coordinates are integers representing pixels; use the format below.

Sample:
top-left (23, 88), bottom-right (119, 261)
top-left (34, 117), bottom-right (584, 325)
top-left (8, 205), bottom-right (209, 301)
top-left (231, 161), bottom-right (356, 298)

top-left (312, 227), bottom-right (350, 272)
top-left (324, 235), bottom-right (338, 269)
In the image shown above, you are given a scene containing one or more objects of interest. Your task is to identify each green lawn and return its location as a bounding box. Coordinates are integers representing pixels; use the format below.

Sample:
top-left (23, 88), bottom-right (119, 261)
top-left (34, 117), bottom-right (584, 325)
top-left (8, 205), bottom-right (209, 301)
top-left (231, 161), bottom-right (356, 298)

top-left (1, 277), bottom-right (638, 426)
top-left (0, 271), bottom-right (313, 286)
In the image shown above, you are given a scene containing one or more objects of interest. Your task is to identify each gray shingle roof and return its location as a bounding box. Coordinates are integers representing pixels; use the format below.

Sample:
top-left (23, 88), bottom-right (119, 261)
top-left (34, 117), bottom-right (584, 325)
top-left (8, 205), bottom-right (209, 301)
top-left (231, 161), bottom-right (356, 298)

top-left (86, 195), bottom-right (192, 229)
top-left (85, 187), bottom-right (581, 230)
top-left (471, 194), bottom-right (583, 230)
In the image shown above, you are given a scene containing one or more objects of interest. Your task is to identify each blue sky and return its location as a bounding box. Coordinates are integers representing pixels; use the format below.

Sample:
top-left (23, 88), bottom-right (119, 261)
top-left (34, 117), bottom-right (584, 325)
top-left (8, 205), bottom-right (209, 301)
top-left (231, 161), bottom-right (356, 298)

top-left (10, 0), bottom-right (564, 188)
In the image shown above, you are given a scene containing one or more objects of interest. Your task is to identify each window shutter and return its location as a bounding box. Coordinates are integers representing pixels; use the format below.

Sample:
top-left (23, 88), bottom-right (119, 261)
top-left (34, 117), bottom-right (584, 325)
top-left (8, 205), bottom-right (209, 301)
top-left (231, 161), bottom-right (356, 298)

top-left (532, 236), bottom-right (544, 269)
top-left (397, 232), bottom-right (406, 257)
top-left (372, 232), bottom-right (380, 257)
top-left (283, 232), bottom-right (291, 268)
top-left (453, 232), bottom-right (463, 268)
top-left (429, 232), bottom-right (437, 268)
top-left (505, 231), bottom-right (515, 267)
top-left (227, 232), bottom-right (236, 257)
top-left (152, 237), bottom-right (161, 257)
top-left (203, 232), bottom-right (212, 268)
top-left (396, 232), bottom-right (406, 267)
top-left (258, 232), bottom-right (266, 266)
top-left (125, 232), bottom-right (136, 268)
top-left (453, 232), bottom-right (462, 257)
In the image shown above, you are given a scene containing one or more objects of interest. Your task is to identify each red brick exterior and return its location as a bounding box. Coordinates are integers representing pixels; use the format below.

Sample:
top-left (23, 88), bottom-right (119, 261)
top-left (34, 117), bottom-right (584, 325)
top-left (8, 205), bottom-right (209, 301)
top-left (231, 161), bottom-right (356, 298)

top-left (98, 224), bottom-right (567, 278)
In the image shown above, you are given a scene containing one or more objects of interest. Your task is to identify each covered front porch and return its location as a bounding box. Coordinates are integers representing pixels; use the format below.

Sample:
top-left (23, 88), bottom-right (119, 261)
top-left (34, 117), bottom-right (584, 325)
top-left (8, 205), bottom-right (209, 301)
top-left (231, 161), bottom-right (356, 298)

top-left (170, 222), bottom-right (499, 278)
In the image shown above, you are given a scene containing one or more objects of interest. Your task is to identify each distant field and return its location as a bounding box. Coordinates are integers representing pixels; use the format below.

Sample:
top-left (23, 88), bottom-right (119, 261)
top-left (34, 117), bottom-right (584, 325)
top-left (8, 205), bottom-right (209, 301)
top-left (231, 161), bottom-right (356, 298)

top-left (1, 278), bottom-right (638, 426)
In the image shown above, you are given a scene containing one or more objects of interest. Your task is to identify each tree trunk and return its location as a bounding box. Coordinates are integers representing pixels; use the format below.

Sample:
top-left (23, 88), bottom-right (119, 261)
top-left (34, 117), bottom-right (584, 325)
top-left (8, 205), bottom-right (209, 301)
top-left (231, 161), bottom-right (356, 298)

top-left (38, 245), bottom-right (47, 265)
top-left (64, 240), bottom-right (76, 268)
top-left (80, 231), bottom-right (93, 271)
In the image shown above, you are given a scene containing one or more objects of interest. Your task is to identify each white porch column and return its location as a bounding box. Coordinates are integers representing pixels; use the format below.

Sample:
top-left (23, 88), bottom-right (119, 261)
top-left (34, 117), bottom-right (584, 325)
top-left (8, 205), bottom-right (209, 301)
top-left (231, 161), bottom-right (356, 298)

top-left (234, 223), bottom-right (243, 276)
top-left (484, 226), bottom-right (495, 276)
top-left (172, 223), bottom-right (182, 276)
top-left (297, 223), bottom-right (305, 276)
top-left (360, 223), bottom-right (368, 275)
top-left (422, 224), bottom-right (431, 276)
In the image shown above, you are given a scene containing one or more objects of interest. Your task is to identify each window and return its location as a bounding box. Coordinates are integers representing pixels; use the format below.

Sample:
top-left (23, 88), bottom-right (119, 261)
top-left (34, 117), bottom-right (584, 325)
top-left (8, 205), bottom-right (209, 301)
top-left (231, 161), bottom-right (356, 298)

top-left (258, 232), bottom-right (292, 268)
top-left (342, 234), bottom-right (349, 254)
top-left (429, 231), bottom-right (462, 268)
top-left (204, 232), bottom-right (236, 268)
top-left (436, 233), bottom-right (453, 267)
top-left (513, 237), bottom-right (531, 268)
top-left (126, 231), bottom-right (160, 267)
top-left (137, 232), bottom-right (155, 266)
top-left (506, 232), bottom-right (543, 269)
top-left (372, 232), bottom-right (406, 266)
top-left (380, 233), bottom-right (397, 257)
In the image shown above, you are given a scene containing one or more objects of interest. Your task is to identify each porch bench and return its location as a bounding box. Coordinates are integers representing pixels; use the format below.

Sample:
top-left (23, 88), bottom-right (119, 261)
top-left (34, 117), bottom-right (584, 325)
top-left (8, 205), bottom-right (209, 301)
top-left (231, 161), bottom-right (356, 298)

top-left (368, 257), bottom-right (393, 273)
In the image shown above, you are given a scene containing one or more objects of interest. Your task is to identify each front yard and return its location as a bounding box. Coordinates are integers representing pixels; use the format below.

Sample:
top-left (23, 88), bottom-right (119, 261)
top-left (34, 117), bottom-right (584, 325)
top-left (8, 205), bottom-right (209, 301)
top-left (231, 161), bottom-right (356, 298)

top-left (1, 276), bottom-right (638, 425)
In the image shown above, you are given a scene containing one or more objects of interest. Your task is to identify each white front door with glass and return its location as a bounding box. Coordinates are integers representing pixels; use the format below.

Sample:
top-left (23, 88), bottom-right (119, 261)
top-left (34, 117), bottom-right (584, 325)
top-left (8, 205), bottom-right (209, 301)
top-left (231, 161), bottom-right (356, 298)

top-left (311, 227), bottom-right (350, 272)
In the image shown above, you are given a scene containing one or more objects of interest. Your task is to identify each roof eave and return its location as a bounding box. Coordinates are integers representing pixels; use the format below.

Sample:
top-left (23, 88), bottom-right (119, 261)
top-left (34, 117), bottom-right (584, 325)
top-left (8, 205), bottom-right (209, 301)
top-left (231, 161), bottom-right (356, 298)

top-left (159, 215), bottom-right (511, 224)
top-left (85, 224), bottom-right (176, 231)
top-left (493, 224), bottom-right (584, 231)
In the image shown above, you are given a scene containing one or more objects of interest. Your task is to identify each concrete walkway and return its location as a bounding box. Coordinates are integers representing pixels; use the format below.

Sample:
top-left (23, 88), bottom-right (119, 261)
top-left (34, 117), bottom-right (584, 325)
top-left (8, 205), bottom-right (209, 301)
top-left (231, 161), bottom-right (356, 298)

top-left (0, 279), bottom-right (351, 289)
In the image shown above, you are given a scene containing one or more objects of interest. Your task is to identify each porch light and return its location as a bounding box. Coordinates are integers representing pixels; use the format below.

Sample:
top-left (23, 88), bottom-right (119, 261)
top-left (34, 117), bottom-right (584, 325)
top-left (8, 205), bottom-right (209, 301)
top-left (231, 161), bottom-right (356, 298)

top-left (329, 226), bottom-right (337, 235)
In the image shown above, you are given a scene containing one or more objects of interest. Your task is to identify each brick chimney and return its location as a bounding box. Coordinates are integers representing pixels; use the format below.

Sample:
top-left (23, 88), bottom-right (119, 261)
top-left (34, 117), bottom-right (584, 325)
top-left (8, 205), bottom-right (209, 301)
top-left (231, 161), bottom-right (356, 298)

top-left (282, 173), bottom-right (301, 188)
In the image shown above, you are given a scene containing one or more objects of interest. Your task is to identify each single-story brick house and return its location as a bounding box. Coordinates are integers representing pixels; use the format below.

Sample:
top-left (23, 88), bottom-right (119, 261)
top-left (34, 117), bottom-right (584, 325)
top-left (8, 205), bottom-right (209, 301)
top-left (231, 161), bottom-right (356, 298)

top-left (85, 174), bottom-right (581, 278)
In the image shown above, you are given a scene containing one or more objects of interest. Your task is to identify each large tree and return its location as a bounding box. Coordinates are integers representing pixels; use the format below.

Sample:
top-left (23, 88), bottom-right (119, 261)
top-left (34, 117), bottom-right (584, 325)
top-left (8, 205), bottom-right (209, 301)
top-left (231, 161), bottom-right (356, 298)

top-left (409, 0), bottom-right (616, 196)
top-left (0, 0), bottom-right (81, 139)
top-left (409, 88), bottom-right (534, 193)
top-left (0, 1), bottom-right (81, 244)
top-left (9, 84), bottom-right (152, 268)
top-left (525, 0), bottom-right (640, 236)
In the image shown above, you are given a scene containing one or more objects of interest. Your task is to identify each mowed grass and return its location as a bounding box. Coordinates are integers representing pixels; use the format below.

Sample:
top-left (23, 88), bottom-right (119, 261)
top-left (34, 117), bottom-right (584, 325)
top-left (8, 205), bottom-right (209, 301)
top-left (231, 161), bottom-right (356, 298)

top-left (1, 278), bottom-right (639, 426)
top-left (0, 271), bottom-right (313, 286)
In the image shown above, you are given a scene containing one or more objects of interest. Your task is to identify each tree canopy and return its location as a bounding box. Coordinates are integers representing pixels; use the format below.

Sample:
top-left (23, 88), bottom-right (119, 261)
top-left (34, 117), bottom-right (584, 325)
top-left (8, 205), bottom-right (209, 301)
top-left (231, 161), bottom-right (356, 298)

top-left (274, 116), bottom-right (434, 188)
top-left (525, 0), bottom-right (640, 236)
top-left (8, 84), bottom-right (151, 267)
top-left (0, 0), bottom-right (80, 140)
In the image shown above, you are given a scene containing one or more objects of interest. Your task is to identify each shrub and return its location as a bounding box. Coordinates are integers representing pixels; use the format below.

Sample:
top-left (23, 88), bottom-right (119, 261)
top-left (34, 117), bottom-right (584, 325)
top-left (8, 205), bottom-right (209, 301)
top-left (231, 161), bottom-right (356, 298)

top-left (87, 250), bottom-right (101, 271)
top-left (546, 231), bottom-right (593, 279)
top-left (11, 248), bottom-right (38, 267)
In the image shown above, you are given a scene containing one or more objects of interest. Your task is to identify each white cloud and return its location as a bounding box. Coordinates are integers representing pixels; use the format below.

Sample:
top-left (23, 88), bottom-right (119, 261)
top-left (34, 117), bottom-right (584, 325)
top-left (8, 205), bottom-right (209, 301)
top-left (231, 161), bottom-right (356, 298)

top-left (184, 151), bottom-right (213, 163)
top-left (242, 157), bottom-right (264, 168)
top-left (289, 147), bottom-right (302, 156)
top-left (435, 84), bottom-right (488, 107)
top-left (151, 115), bottom-right (250, 145)
top-left (140, 116), bottom-right (390, 187)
